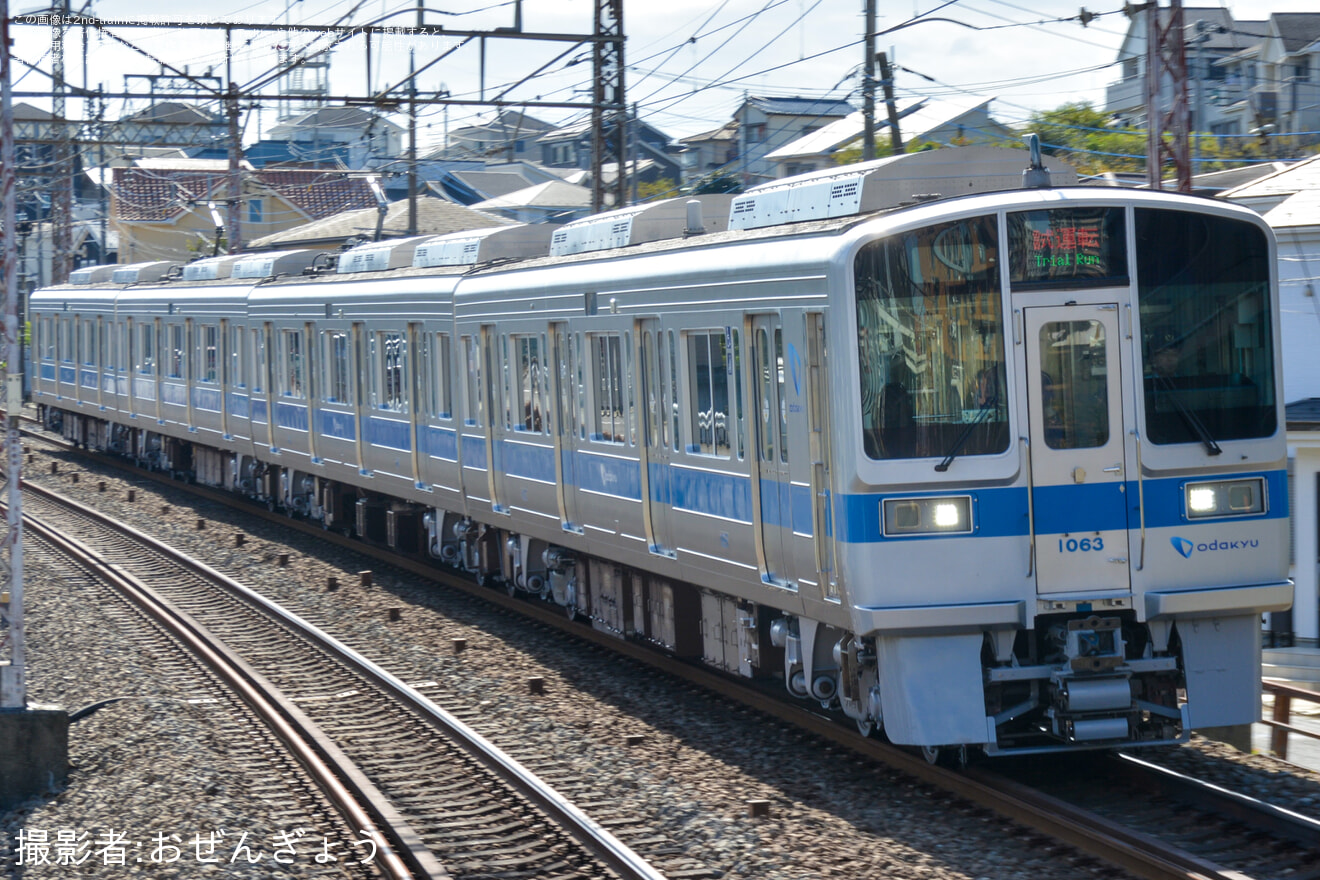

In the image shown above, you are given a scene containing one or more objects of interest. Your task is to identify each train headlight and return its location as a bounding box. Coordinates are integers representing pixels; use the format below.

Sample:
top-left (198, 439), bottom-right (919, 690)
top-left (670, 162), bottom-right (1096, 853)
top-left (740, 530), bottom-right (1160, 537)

top-left (1183, 478), bottom-right (1265, 519)
top-left (883, 496), bottom-right (973, 536)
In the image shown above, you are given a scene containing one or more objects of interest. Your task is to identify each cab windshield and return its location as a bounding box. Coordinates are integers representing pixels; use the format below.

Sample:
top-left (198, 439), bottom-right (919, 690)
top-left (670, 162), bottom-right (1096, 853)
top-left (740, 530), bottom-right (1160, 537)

top-left (1135, 209), bottom-right (1276, 445)
top-left (854, 215), bottom-right (1009, 461)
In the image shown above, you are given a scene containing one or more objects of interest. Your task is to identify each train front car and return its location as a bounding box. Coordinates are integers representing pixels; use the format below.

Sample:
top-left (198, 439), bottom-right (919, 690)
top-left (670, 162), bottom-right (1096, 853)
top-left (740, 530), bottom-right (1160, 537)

top-left (831, 190), bottom-right (1291, 755)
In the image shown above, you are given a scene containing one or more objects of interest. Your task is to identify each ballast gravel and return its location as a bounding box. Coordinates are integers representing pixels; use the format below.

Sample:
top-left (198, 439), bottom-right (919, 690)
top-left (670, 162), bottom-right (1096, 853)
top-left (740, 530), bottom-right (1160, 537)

top-left (5, 434), bottom-right (1320, 880)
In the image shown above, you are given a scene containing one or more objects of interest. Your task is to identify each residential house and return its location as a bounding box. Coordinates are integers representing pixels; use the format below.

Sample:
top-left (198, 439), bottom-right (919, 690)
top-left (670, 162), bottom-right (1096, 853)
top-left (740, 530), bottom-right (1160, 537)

top-left (439, 109), bottom-right (556, 162)
top-left (1214, 13), bottom-right (1320, 139)
top-left (468, 180), bottom-right (593, 224)
top-left (267, 106), bottom-right (404, 167)
top-left (537, 116), bottom-right (683, 186)
top-left (679, 122), bottom-right (738, 186)
top-left (110, 159), bottom-right (376, 261)
top-left (731, 95), bottom-right (855, 186)
top-left (1101, 8), bottom-right (1320, 145)
top-left (763, 98), bottom-right (1015, 179)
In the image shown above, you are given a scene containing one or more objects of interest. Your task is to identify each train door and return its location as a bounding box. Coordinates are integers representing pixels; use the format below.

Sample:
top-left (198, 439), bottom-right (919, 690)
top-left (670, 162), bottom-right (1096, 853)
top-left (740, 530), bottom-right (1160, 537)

top-left (751, 314), bottom-right (795, 587)
top-left (481, 325), bottom-right (506, 513)
top-left (806, 312), bottom-right (838, 600)
top-left (1024, 303), bottom-right (1131, 595)
top-left (638, 319), bottom-right (674, 556)
top-left (550, 323), bottom-right (582, 532)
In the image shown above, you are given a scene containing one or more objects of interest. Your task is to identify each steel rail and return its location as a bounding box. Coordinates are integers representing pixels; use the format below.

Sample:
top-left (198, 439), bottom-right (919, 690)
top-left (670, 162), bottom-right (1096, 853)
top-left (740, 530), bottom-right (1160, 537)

top-left (21, 479), bottom-right (669, 880)
top-left (15, 492), bottom-right (437, 880)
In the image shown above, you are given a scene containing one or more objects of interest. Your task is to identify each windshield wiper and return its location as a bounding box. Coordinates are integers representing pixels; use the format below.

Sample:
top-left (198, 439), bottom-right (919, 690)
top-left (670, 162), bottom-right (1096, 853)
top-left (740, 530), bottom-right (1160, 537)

top-left (935, 393), bottom-right (998, 472)
top-left (1152, 371), bottom-right (1222, 456)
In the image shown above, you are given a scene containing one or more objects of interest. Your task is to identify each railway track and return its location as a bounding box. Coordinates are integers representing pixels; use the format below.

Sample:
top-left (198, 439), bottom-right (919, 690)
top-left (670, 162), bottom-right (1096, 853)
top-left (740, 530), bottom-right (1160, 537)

top-left (13, 427), bottom-right (1320, 880)
top-left (14, 479), bottom-right (666, 880)
top-left (977, 751), bottom-right (1320, 879)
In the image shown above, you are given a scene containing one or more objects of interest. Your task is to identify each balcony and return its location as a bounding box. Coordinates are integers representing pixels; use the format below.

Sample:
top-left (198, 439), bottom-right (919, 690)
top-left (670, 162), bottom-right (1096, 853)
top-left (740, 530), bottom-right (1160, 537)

top-left (1105, 77), bottom-right (1146, 114)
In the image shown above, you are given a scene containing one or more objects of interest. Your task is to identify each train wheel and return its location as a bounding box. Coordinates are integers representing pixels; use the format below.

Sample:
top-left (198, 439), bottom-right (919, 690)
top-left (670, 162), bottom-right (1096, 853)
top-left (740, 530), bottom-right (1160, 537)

top-left (921, 745), bottom-right (968, 769)
top-left (856, 719), bottom-right (876, 738)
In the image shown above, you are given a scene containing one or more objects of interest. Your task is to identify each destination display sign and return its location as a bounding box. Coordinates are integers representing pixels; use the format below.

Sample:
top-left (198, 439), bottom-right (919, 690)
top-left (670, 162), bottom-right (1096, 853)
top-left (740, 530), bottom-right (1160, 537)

top-left (1007, 207), bottom-right (1128, 288)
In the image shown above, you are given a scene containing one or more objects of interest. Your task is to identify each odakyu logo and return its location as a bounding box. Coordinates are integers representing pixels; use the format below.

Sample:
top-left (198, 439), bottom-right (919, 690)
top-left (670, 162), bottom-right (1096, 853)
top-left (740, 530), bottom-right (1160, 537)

top-left (1170, 536), bottom-right (1259, 559)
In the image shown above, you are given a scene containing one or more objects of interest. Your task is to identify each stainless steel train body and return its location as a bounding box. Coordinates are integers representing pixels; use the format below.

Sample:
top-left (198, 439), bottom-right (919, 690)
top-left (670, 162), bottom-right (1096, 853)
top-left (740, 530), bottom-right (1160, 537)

top-left (30, 178), bottom-right (1292, 756)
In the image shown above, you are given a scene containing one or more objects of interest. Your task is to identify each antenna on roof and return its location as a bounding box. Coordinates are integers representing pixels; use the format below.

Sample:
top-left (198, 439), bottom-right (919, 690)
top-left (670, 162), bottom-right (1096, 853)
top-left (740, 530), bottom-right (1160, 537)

top-left (1022, 134), bottom-right (1051, 190)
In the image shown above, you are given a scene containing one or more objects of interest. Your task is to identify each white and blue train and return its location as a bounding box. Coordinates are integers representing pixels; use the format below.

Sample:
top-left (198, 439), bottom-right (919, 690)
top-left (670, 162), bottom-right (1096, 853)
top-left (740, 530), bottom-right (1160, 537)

top-left (30, 147), bottom-right (1292, 757)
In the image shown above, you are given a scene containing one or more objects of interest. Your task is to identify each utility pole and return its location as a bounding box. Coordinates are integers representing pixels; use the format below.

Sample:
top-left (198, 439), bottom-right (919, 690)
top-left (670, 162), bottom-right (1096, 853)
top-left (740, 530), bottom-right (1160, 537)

top-left (51, 0), bottom-right (72, 282)
top-left (879, 52), bottom-right (903, 155)
top-left (408, 49), bottom-right (417, 236)
top-left (1, 0), bottom-right (27, 709)
top-left (1140, 0), bottom-right (1191, 191)
top-left (225, 29), bottom-right (243, 254)
top-left (591, 0), bottom-right (625, 212)
top-left (862, 0), bottom-right (877, 161)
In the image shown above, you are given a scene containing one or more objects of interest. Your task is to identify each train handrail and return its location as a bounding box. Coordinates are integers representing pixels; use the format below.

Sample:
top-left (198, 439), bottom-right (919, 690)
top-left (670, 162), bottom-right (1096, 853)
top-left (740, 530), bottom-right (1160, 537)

top-left (1020, 435), bottom-right (1035, 578)
top-left (1262, 678), bottom-right (1320, 761)
top-left (1131, 429), bottom-right (1146, 571)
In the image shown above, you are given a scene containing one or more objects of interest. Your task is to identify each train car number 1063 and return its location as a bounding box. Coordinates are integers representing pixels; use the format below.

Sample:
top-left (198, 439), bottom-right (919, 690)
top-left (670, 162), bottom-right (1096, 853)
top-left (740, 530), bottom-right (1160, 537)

top-left (1059, 537), bottom-right (1105, 552)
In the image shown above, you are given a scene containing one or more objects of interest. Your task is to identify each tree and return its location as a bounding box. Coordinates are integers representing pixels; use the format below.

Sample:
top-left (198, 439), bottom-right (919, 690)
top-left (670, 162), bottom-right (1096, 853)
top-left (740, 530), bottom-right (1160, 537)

top-left (1023, 102), bottom-right (1146, 175)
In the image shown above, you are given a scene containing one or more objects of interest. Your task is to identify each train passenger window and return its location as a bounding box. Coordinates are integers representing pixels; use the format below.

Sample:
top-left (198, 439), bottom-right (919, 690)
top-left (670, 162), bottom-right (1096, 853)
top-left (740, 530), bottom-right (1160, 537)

top-left (98, 319), bottom-right (108, 369)
top-left (1038, 321), bottom-right (1109, 449)
top-left (589, 333), bottom-right (626, 443)
top-left (854, 214), bottom-right (1009, 461)
top-left (324, 331), bottom-right (352, 404)
top-left (60, 318), bottom-right (72, 363)
top-left (254, 328), bottom-right (268, 393)
top-left (167, 324), bottom-right (184, 379)
top-left (137, 323), bottom-right (155, 375)
top-left (199, 325), bottom-right (219, 383)
top-left (230, 326), bottom-right (247, 388)
top-left (462, 336), bottom-right (482, 427)
top-left (686, 330), bottom-right (734, 458)
top-left (575, 332), bottom-right (588, 441)
top-left (668, 330), bottom-right (680, 452)
top-left (1135, 209), bottom-right (1276, 444)
top-left (372, 331), bottom-right (406, 412)
top-left (513, 335), bottom-right (546, 433)
top-left (433, 333), bottom-right (452, 418)
top-left (279, 330), bottom-right (305, 398)
top-left (625, 331), bottom-right (637, 446)
top-left (642, 331), bottom-right (659, 448)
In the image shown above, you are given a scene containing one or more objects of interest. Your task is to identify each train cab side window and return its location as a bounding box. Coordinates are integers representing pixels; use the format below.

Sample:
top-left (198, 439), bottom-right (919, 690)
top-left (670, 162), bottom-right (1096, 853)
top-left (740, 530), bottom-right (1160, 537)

top-left (325, 331), bottom-right (352, 404)
top-left (854, 214), bottom-right (1009, 461)
top-left (686, 330), bottom-right (735, 458)
top-left (589, 333), bottom-right (626, 443)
